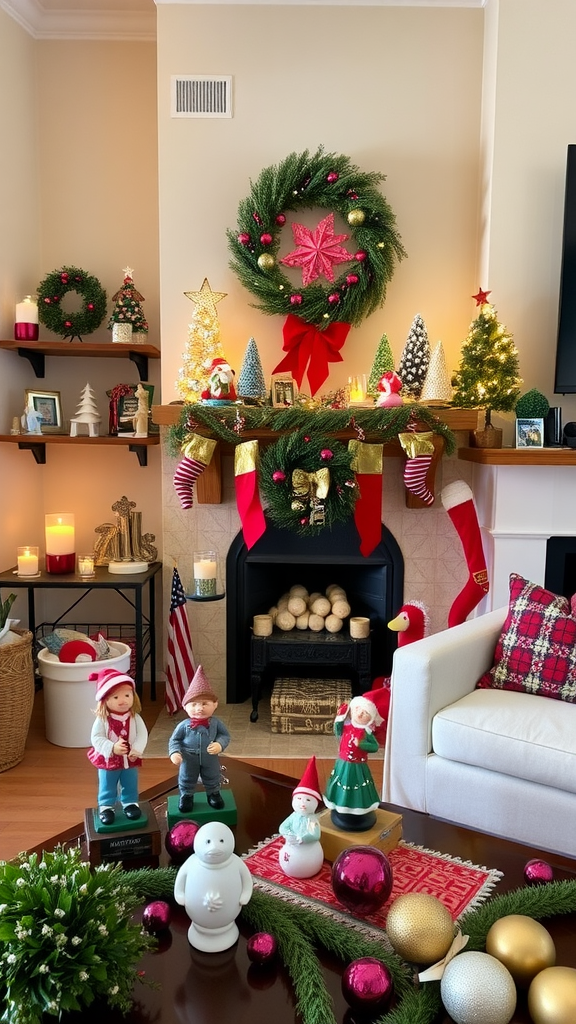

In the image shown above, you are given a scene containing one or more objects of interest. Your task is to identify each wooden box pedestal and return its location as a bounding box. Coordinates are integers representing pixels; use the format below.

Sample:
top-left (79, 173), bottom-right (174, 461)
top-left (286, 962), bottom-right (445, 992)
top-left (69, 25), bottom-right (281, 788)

top-left (84, 800), bottom-right (161, 868)
top-left (318, 807), bottom-right (403, 864)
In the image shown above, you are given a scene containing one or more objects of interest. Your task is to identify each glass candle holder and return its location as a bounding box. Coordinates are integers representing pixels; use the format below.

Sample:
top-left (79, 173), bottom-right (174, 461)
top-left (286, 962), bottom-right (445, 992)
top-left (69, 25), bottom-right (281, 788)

top-left (17, 546), bottom-right (39, 576)
top-left (14, 295), bottom-right (39, 341)
top-left (77, 553), bottom-right (95, 579)
top-left (192, 550), bottom-right (218, 598)
top-left (45, 513), bottom-right (75, 574)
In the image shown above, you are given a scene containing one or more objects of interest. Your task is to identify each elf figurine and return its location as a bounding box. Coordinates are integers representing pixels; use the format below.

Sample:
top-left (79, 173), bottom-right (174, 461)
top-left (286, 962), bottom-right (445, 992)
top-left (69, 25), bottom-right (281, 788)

top-left (201, 357), bottom-right (237, 403)
top-left (278, 756), bottom-right (324, 879)
top-left (87, 667), bottom-right (148, 826)
top-left (168, 665), bottom-right (230, 813)
top-left (323, 694), bottom-right (383, 832)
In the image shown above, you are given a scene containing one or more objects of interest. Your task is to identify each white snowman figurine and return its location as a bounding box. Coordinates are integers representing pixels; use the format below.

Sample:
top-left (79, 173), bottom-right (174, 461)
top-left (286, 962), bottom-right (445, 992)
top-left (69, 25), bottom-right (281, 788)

top-left (174, 820), bottom-right (253, 952)
top-left (278, 756), bottom-right (324, 879)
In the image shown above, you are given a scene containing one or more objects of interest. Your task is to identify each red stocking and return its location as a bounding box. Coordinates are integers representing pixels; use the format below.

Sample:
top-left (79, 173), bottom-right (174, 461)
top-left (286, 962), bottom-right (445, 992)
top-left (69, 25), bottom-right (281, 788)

top-left (441, 480), bottom-right (489, 626)
top-left (173, 434), bottom-right (217, 510)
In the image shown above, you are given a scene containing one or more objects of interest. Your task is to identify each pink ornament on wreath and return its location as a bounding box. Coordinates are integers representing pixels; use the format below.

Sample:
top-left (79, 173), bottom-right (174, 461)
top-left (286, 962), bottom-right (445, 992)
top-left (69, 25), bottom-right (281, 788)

top-left (355, 250), bottom-right (367, 262)
top-left (275, 213), bottom-right (286, 226)
top-left (320, 449), bottom-right (333, 461)
top-left (328, 292), bottom-right (340, 305)
top-left (290, 294), bottom-right (303, 306)
top-left (346, 274), bottom-right (359, 286)
top-left (260, 233), bottom-right (273, 245)
top-left (272, 470), bottom-right (286, 483)
top-left (327, 171), bottom-right (339, 183)
top-left (238, 232), bottom-right (251, 246)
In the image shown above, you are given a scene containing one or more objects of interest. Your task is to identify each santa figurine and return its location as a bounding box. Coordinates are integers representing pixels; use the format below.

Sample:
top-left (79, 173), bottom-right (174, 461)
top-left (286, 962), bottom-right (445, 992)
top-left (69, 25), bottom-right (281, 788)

top-left (201, 357), bottom-right (237, 403)
top-left (376, 370), bottom-right (403, 407)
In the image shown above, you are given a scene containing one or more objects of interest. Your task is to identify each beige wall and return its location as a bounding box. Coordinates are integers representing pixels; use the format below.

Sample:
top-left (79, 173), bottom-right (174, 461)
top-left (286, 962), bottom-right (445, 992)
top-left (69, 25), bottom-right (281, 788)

top-left (157, 4), bottom-right (484, 403)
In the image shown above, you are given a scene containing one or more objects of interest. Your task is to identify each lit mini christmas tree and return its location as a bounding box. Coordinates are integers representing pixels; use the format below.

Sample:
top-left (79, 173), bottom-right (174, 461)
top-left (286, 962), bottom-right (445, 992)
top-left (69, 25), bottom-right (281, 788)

top-left (176, 278), bottom-right (227, 403)
top-left (397, 314), bottom-right (430, 398)
top-left (367, 333), bottom-right (395, 397)
top-left (451, 289), bottom-right (522, 429)
top-left (237, 337), bottom-right (267, 403)
top-left (108, 266), bottom-right (148, 337)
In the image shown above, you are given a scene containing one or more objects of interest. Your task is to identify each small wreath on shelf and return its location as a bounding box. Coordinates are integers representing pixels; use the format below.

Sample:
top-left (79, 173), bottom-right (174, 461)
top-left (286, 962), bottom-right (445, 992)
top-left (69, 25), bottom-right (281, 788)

top-left (228, 147), bottom-right (406, 331)
top-left (259, 429), bottom-right (357, 535)
top-left (37, 265), bottom-right (108, 341)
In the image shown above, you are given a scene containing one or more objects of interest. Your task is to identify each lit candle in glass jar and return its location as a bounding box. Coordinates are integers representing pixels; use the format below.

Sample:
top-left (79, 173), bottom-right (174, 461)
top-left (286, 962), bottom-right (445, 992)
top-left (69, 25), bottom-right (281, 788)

top-left (77, 554), bottom-right (95, 578)
top-left (193, 550), bottom-right (218, 598)
top-left (45, 513), bottom-right (75, 574)
top-left (17, 546), bottom-right (39, 576)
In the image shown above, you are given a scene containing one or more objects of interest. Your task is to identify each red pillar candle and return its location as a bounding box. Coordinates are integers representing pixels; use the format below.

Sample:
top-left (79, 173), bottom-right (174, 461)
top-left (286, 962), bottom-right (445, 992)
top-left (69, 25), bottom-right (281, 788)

top-left (14, 295), bottom-right (39, 341)
top-left (45, 513), bottom-right (75, 574)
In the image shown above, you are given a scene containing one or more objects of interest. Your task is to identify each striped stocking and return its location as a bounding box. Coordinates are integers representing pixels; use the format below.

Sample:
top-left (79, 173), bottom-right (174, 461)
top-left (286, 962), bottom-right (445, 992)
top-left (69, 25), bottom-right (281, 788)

top-left (403, 454), bottom-right (434, 505)
top-left (173, 434), bottom-right (217, 510)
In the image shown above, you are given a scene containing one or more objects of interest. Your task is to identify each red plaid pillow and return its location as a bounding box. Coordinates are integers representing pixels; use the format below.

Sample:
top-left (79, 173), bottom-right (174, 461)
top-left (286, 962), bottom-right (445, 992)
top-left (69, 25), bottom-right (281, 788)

top-left (477, 574), bottom-right (576, 702)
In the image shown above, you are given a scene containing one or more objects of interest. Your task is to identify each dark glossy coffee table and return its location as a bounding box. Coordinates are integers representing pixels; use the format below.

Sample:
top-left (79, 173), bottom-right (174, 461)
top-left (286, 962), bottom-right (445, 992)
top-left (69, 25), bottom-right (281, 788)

top-left (43, 760), bottom-right (575, 1024)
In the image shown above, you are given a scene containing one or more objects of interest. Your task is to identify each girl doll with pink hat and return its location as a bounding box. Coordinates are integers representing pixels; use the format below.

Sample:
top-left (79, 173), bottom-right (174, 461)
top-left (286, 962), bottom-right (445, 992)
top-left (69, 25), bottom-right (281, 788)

top-left (87, 667), bottom-right (148, 826)
top-left (323, 694), bottom-right (383, 832)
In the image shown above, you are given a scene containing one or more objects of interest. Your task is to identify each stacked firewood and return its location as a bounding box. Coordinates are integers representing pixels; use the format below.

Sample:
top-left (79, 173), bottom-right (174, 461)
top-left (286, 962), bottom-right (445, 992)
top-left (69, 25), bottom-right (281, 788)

top-left (269, 584), bottom-right (351, 634)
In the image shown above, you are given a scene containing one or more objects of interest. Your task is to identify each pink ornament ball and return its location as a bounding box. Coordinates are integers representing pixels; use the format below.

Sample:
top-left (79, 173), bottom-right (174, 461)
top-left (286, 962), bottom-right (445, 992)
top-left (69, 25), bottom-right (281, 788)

top-left (165, 819), bottom-right (201, 863)
top-left (275, 213), bottom-right (286, 226)
top-left (328, 292), bottom-right (340, 305)
top-left (332, 846), bottom-right (393, 916)
top-left (260, 233), bottom-right (273, 245)
top-left (346, 274), bottom-right (359, 286)
top-left (238, 232), bottom-right (251, 246)
top-left (320, 449), bottom-right (333, 461)
top-left (524, 858), bottom-right (554, 885)
top-left (347, 189), bottom-right (359, 200)
top-left (142, 900), bottom-right (172, 933)
top-left (246, 931), bottom-right (278, 965)
top-left (290, 294), bottom-right (303, 306)
top-left (355, 250), bottom-right (367, 262)
top-left (272, 470), bottom-right (286, 483)
top-left (342, 957), bottom-right (394, 1014)
top-left (327, 171), bottom-right (339, 183)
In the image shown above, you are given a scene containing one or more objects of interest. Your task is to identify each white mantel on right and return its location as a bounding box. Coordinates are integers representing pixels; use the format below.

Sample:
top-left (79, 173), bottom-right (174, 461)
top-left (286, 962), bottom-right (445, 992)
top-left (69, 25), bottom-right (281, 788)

top-left (460, 448), bottom-right (576, 612)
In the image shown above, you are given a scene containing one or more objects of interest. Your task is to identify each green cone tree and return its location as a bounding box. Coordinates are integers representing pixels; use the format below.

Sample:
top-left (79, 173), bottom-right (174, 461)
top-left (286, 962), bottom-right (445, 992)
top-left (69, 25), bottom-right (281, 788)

top-left (237, 336), bottom-right (267, 402)
top-left (451, 296), bottom-right (522, 427)
top-left (367, 333), bottom-right (395, 397)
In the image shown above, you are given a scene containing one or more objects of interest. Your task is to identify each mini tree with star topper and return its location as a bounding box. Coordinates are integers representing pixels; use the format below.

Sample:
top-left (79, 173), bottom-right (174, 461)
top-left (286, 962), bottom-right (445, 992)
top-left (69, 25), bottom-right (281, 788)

top-left (451, 289), bottom-right (522, 448)
top-left (176, 279), bottom-right (227, 403)
top-left (108, 267), bottom-right (148, 344)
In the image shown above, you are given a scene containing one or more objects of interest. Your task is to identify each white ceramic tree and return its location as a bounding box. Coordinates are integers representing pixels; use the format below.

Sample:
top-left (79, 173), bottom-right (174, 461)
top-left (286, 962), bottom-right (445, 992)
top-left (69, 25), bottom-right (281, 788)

top-left (70, 382), bottom-right (101, 437)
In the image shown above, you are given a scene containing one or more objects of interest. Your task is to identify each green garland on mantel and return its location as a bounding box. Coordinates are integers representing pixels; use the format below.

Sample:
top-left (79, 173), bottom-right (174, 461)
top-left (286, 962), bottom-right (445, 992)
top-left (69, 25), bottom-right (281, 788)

top-left (166, 402), bottom-right (457, 459)
top-left (126, 868), bottom-right (576, 1024)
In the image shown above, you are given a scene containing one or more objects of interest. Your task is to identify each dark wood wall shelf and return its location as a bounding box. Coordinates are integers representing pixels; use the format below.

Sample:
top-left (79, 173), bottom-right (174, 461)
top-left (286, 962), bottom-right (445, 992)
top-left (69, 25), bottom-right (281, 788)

top-left (458, 446), bottom-right (576, 466)
top-left (0, 433), bottom-right (159, 466)
top-left (0, 339), bottom-right (160, 381)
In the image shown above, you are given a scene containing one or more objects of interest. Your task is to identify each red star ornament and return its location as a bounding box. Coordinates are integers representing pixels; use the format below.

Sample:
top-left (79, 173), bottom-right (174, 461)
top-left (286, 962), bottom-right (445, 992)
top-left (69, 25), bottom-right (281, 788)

top-left (280, 212), bottom-right (353, 286)
top-left (472, 287), bottom-right (491, 306)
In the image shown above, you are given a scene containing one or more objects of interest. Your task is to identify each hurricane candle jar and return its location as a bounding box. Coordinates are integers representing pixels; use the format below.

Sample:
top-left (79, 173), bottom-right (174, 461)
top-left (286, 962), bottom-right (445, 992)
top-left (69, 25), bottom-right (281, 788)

top-left (14, 295), bottom-right (39, 341)
top-left (77, 553), bottom-right (95, 579)
top-left (45, 513), bottom-right (75, 574)
top-left (17, 546), bottom-right (39, 576)
top-left (192, 550), bottom-right (218, 598)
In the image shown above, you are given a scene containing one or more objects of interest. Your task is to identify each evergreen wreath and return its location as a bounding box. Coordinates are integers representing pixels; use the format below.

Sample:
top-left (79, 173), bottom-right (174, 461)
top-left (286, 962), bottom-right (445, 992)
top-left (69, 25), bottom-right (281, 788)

top-left (37, 265), bottom-right (107, 341)
top-left (127, 869), bottom-right (576, 1024)
top-left (228, 148), bottom-right (406, 330)
top-left (259, 429), bottom-right (357, 535)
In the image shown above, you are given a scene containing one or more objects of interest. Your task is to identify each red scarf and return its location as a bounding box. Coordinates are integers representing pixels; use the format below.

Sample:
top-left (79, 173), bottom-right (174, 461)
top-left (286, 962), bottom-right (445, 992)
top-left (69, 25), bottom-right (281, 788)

top-left (189, 717), bottom-right (210, 729)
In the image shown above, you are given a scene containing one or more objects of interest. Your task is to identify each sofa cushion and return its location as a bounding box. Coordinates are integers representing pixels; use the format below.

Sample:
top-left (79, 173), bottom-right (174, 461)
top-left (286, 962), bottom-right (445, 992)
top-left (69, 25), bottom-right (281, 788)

top-left (476, 573), bottom-right (576, 702)
top-left (432, 688), bottom-right (576, 794)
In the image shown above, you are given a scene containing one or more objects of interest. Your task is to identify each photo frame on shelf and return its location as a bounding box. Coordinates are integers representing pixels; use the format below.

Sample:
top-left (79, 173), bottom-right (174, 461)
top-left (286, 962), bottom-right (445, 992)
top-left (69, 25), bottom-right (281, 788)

top-left (271, 374), bottom-right (298, 408)
top-left (515, 417), bottom-right (544, 448)
top-left (24, 389), bottom-right (64, 434)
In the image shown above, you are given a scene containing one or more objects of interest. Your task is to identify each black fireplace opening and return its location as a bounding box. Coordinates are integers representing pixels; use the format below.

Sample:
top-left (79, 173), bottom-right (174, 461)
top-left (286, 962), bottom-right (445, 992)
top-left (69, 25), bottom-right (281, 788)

top-left (544, 536), bottom-right (576, 598)
top-left (225, 517), bottom-right (404, 704)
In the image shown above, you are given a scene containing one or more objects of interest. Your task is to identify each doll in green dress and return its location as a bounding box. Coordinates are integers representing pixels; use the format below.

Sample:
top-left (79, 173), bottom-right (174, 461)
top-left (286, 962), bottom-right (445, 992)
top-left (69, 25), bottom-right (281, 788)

top-left (323, 694), bottom-right (383, 832)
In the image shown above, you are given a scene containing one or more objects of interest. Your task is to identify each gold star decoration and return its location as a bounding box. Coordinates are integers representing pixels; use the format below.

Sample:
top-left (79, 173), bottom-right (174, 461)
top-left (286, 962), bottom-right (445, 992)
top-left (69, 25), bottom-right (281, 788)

top-left (184, 278), bottom-right (227, 318)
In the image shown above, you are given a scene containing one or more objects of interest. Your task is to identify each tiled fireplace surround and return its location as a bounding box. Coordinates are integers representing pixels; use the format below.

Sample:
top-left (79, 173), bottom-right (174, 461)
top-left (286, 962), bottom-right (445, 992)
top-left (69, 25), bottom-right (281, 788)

top-left (161, 434), bottom-right (576, 703)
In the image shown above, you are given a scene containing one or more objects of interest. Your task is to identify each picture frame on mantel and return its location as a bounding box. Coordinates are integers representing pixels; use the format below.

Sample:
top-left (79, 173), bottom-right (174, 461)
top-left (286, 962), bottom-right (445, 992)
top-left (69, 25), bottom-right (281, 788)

top-left (271, 374), bottom-right (298, 408)
top-left (516, 417), bottom-right (544, 448)
top-left (25, 389), bottom-right (64, 434)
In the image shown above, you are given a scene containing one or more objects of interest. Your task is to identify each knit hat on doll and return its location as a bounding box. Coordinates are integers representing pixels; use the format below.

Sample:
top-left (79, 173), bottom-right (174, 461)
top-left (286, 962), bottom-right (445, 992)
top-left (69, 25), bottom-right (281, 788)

top-left (89, 667), bottom-right (136, 703)
top-left (182, 664), bottom-right (218, 707)
top-left (293, 756), bottom-right (322, 803)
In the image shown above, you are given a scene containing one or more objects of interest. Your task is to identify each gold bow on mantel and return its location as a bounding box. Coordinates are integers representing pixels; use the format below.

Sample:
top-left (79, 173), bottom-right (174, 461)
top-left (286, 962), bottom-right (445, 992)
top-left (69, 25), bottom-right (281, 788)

top-left (291, 467), bottom-right (330, 526)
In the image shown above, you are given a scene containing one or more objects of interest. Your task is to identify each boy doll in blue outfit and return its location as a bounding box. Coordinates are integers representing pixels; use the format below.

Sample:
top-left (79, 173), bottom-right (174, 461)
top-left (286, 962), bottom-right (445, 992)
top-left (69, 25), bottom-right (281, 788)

top-left (168, 664), bottom-right (230, 812)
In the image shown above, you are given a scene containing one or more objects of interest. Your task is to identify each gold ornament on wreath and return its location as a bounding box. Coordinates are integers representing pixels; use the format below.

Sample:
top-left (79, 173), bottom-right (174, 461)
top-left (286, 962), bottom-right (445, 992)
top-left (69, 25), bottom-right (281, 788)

top-left (259, 429), bottom-right (357, 536)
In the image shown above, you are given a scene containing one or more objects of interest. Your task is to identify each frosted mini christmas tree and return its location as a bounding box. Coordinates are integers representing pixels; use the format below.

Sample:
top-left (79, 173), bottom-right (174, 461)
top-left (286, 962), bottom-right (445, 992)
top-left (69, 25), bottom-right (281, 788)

top-left (397, 314), bottom-right (431, 399)
top-left (237, 337), bottom-right (267, 403)
top-left (70, 383), bottom-right (101, 437)
top-left (176, 278), bottom-right (227, 403)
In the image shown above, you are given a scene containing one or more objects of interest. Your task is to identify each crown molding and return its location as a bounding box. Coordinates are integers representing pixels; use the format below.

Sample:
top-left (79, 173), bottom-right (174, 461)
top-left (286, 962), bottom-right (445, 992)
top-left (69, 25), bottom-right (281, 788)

top-left (0, 0), bottom-right (156, 40)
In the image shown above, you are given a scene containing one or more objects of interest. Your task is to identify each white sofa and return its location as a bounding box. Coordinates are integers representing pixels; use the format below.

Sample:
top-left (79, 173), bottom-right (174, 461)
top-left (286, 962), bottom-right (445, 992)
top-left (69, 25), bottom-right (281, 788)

top-left (382, 607), bottom-right (576, 858)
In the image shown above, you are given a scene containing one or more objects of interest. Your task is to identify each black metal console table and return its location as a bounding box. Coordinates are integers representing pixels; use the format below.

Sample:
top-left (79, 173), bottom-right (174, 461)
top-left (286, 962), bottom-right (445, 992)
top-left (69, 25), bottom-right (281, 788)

top-left (0, 562), bottom-right (161, 699)
top-left (250, 628), bottom-right (372, 722)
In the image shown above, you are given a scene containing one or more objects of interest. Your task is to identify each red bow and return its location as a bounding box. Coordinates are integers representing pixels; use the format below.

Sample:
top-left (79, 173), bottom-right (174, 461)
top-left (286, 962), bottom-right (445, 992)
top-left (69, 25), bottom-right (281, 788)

top-left (189, 718), bottom-right (210, 729)
top-left (272, 314), bottom-right (351, 396)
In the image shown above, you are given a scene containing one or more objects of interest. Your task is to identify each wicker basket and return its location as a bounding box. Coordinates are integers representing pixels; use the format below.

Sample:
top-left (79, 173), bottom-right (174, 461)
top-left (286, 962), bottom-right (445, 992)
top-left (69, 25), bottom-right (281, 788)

top-left (0, 628), bottom-right (34, 772)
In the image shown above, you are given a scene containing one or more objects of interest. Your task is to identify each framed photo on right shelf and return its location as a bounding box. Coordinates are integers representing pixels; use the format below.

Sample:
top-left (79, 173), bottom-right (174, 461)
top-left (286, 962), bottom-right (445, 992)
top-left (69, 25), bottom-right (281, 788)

top-left (515, 417), bottom-right (544, 448)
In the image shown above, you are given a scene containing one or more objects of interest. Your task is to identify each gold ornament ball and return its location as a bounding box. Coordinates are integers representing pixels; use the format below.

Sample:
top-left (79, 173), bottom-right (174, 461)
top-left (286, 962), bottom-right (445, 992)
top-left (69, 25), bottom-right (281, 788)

top-left (528, 966), bottom-right (576, 1024)
top-left (347, 209), bottom-right (366, 227)
top-left (257, 253), bottom-right (275, 271)
top-left (486, 914), bottom-right (556, 987)
top-left (385, 893), bottom-right (454, 964)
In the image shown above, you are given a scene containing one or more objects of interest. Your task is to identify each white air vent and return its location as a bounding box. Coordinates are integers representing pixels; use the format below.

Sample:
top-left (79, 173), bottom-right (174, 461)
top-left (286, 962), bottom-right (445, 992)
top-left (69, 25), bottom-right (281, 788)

top-left (171, 76), bottom-right (232, 118)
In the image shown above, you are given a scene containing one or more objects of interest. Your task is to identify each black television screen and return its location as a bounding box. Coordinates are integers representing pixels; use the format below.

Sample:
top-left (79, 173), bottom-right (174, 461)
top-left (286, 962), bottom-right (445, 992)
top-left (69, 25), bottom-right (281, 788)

top-left (555, 144), bottom-right (576, 393)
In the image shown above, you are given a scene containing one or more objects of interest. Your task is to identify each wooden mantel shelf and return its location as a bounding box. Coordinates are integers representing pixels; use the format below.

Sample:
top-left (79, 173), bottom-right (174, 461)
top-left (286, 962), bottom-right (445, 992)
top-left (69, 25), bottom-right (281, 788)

top-left (458, 446), bottom-right (576, 466)
top-left (153, 403), bottom-right (479, 507)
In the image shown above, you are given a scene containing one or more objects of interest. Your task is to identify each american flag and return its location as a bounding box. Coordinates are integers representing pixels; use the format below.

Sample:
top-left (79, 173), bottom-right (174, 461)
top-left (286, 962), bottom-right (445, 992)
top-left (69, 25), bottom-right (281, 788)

top-left (165, 566), bottom-right (196, 714)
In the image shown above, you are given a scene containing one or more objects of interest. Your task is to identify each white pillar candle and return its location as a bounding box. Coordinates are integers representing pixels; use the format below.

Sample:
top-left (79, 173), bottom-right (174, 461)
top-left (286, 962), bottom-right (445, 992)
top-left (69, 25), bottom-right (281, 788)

top-left (17, 546), bottom-right (38, 575)
top-left (15, 296), bottom-right (39, 324)
top-left (193, 558), bottom-right (217, 579)
top-left (45, 514), bottom-right (75, 555)
top-left (193, 550), bottom-right (218, 598)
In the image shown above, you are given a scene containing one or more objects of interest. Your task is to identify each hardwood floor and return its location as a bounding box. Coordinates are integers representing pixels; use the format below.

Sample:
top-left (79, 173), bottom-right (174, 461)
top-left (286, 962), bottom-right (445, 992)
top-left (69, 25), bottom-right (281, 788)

top-left (0, 686), bottom-right (382, 863)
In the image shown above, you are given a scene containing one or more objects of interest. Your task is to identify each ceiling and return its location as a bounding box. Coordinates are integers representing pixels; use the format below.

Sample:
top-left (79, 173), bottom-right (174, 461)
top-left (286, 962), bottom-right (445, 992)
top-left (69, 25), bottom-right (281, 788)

top-left (2, 0), bottom-right (483, 41)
